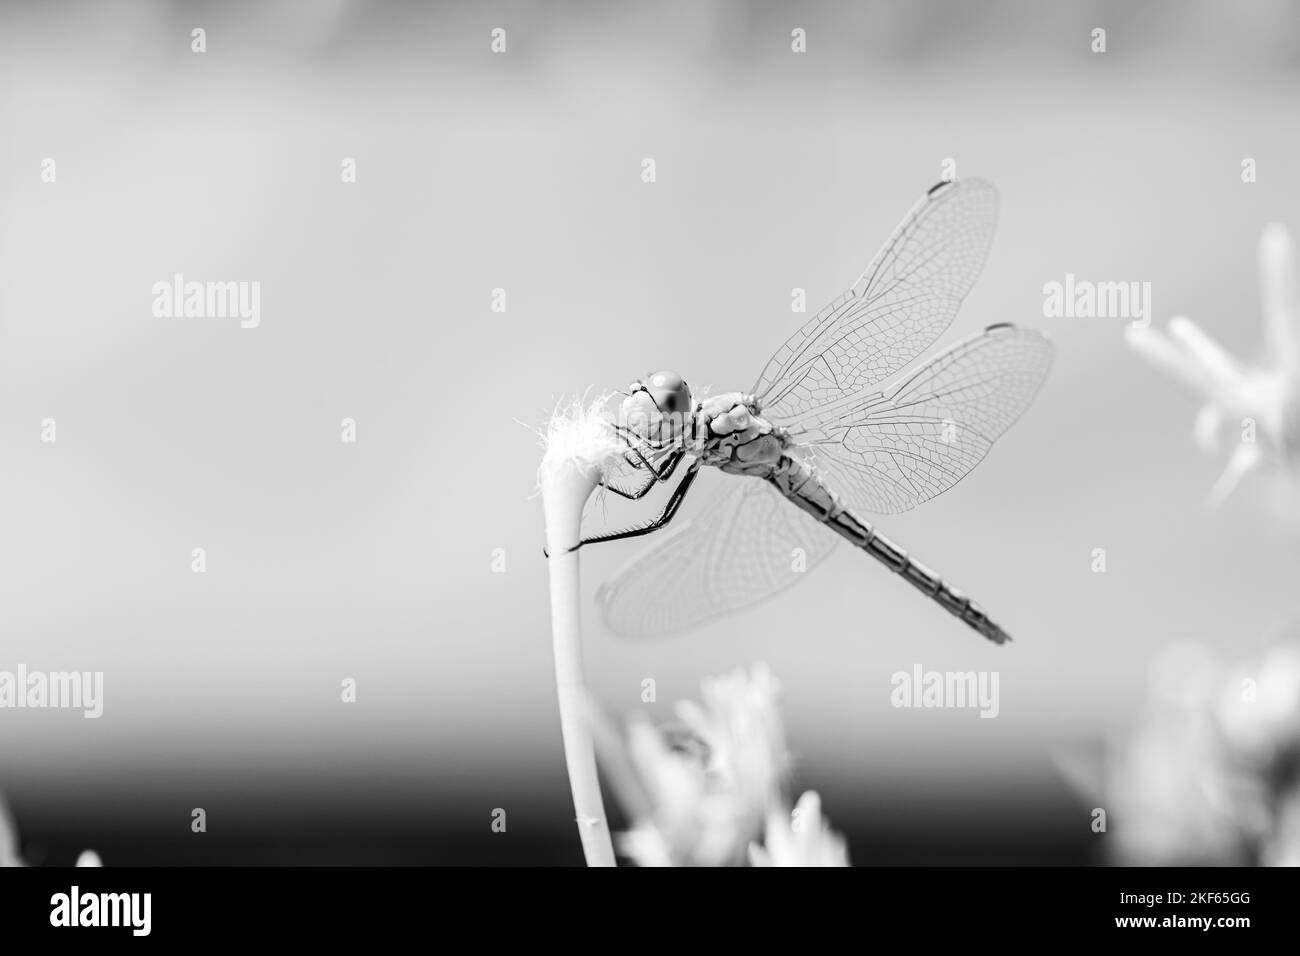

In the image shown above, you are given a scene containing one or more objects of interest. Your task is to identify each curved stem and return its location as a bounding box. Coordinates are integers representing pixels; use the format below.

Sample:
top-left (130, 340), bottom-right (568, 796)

top-left (541, 458), bottom-right (616, 867)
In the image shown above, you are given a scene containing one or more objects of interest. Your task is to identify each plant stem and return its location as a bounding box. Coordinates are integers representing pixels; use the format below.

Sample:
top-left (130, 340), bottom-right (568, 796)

top-left (542, 456), bottom-right (617, 867)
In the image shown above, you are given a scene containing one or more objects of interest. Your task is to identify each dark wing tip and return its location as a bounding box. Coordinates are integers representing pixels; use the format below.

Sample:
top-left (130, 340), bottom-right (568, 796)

top-left (983, 322), bottom-right (1055, 351)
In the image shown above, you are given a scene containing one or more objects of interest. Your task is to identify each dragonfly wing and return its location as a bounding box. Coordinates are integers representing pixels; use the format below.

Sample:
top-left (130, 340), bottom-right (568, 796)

top-left (753, 178), bottom-right (999, 419)
top-left (596, 476), bottom-right (838, 639)
top-left (794, 324), bottom-right (1053, 515)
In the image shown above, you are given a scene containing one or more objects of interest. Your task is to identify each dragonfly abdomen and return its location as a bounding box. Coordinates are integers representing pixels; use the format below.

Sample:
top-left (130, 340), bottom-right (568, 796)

top-left (768, 455), bottom-right (1011, 645)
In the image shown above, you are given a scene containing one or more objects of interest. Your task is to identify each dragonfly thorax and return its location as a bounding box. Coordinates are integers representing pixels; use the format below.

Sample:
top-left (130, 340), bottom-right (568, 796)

top-left (695, 391), bottom-right (791, 476)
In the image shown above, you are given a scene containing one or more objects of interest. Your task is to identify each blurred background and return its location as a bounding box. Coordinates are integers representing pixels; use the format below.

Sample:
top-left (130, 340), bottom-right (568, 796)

top-left (3, 0), bottom-right (1300, 865)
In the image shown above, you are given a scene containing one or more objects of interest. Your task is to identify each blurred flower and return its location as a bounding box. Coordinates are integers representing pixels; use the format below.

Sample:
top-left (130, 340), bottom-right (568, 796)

top-left (0, 790), bottom-right (103, 867)
top-left (1215, 640), bottom-right (1300, 767)
top-left (596, 664), bottom-right (852, 866)
top-left (1213, 638), bottom-right (1300, 865)
top-left (1105, 643), bottom-right (1249, 865)
top-left (1082, 634), bottom-right (1300, 866)
top-left (0, 794), bottom-right (21, 868)
top-left (749, 790), bottom-right (850, 867)
top-left (1265, 787), bottom-right (1300, 867)
top-left (1126, 223), bottom-right (1300, 508)
top-left (596, 664), bottom-right (793, 866)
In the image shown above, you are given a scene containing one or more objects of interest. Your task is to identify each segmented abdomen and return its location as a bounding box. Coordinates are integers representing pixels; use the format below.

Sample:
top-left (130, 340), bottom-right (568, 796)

top-left (768, 454), bottom-right (1010, 644)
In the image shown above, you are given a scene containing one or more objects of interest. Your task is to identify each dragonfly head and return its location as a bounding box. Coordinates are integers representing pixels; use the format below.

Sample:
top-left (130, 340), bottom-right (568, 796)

top-left (620, 370), bottom-right (694, 447)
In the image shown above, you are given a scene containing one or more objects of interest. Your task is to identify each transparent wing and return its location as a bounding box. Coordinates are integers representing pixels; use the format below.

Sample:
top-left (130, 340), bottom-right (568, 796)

top-left (753, 178), bottom-right (999, 419)
top-left (790, 324), bottom-right (1053, 516)
top-left (596, 476), bottom-right (838, 639)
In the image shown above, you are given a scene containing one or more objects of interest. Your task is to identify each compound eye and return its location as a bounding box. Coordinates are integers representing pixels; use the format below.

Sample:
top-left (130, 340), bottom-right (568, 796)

top-left (645, 370), bottom-right (691, 415)
top-left (659, 389), bottom-right (690, 416)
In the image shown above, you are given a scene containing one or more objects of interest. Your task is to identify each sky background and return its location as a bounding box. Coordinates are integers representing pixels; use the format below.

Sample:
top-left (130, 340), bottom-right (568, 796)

top-left (3, 0), bottom-right (1300, 864)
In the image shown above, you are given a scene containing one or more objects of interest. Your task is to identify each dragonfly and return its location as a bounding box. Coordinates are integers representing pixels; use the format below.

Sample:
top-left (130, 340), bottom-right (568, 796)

top-left (578, 178), bottom-right (1052, 645)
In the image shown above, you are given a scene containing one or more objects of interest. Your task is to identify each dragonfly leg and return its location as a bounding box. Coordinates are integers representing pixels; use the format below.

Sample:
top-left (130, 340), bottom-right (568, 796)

top-left (546, 460), bottom-right (702, 556)
top-left (579, 461), bottom-right (701, 548)
top-left (602, 444), bottom-right (685, 500)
